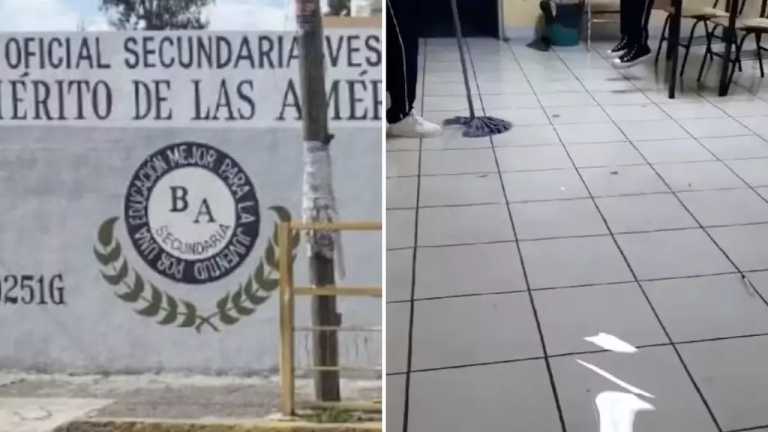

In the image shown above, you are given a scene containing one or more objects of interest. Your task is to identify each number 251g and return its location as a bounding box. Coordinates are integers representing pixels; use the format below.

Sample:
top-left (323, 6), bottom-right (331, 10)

top-left (1, 274), bottom-right (65, 305)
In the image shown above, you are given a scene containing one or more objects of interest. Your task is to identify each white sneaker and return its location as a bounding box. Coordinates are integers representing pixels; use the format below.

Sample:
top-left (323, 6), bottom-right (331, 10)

top-left (606, 49), bottom-right (626, 59)
top-left (387, 113), bottom-right (442, 138)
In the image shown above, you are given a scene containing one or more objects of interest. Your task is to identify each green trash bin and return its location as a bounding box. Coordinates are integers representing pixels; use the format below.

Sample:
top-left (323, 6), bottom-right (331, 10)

top-left (549, 2), bottom-right (584, 46)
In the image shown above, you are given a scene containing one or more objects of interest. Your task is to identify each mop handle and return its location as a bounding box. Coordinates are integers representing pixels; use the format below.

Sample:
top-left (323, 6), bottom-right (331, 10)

top-left (449, 0), bottom-right (477, 118)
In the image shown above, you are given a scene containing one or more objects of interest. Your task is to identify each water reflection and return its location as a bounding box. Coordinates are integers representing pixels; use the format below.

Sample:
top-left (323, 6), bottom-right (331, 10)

top-left (595, 391), bottom-right (655, 432)
top-left (576, 359), bottom-right (654, 399)
top-left (585, 333), bottom-right (638, 353)
top-left (578, 333), bottom-right (654, 432)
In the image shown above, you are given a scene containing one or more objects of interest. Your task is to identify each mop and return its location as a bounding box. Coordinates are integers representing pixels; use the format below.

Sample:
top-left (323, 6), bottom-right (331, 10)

top-left (444, 0), bottom-right (512, 138)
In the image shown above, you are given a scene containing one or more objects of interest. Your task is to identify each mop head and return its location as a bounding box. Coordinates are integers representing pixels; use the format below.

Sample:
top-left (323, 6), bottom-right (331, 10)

top-left (445, 115), bottom-right (512, 138)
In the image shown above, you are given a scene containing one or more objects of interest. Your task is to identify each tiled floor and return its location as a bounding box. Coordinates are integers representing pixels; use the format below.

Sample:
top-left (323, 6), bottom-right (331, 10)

top-left (388, 36), bottom-right (768, 432)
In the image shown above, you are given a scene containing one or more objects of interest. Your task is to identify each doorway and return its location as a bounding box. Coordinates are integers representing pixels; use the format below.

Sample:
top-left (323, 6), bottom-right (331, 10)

top-left (419, 0), bottom-right (502, 38)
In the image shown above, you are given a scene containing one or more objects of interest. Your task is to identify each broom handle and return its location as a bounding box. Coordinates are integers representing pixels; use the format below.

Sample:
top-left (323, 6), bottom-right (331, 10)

top-left (449, 0), bottom-right (477, 118)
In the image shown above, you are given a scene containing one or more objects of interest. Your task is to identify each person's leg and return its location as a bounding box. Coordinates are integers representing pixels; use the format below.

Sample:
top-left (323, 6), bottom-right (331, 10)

top-left (613, 0), bottom-right (654, 67)
top-left (620, 0), bottom-right (629, 39)
top-left (639, 0), bottom-right (656, 48)
top-left (386, 0), bottom-right (441, 137)
top-left (386, 1), bottom-right (408, 124)
top-left (386, 0), bottom-right (418, 124)
top-left (608, 0), bottom-right (634, 56)
top-left (624, 0), bottom-right (643, 47)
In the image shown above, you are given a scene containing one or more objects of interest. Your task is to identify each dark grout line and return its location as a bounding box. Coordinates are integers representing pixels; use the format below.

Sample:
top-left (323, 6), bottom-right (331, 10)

top-left (390, 137), bottom-right (768, 159)
top-left (386, 245), bottom-right (414, 252)
top-left (608, 51), bottom-right (768, 322)
top-left (394, 201), bottom-right (506, 210)
top-left (528, 279), bottom-right (640, 292)
top-left (387, 128), bottom-right (768, 154)
top-left (638, 270), bottom-right (755, 282)
top-left (408, 289), bottom-right (529, 303)
top-left (389, 161), bottom-right (768, 180)
top-left (395, 40), bottom-right (768, 431)
top-left (388, 183), bottom-right (758, 208)
top-left (549, 44), bottom-right (728, 432)
top-left (399, 37), bottom-right (430, 432)
top-left (386, 268), bottom-right (768, 304)
top-left (387, 330), bottom-right (768, 377)
top-left (491, 41), bottom-right (569, 432)
top-left (728, 424), bottom-right (768, 432)
top-left (686, 106), bottom-right (768, 206)
top-left (676, 331), bottom-right (768, 346)
top-left (407, 355), bottom-right (545, 374)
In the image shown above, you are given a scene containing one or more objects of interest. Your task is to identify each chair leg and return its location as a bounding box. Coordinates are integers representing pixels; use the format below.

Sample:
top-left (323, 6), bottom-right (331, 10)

top-left (728, 32), bottom-right (751, 91)
top-left (680, 19), bottom-right (703, 77)
top-left (735, 29), bottom-right (744, 72)
top-left (698, 22), bottom-right (716, 82)
top-left (585, 0), bottom-right (592, 51)
top-left (656, 15), bottom-right (671, 64)
top-left (666, 15), bottom-right (676, 60)
top-left (757, 33), bottom-right (765, 78)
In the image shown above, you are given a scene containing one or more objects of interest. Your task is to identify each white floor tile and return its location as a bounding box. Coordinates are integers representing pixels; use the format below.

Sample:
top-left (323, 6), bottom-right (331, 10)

top-left (411, 293), bottom-right (542, 369)
top-left (616, 229), bottom-right (735, 279)
top-left (409, 361), bottom-right (560, 432)
top-left (596, 193), bottom-right (697, 233)
top-left (521, 236), bottom-right (633, 289)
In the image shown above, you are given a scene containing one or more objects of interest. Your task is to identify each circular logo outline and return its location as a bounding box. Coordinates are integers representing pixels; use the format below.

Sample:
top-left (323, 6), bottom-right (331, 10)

top-left (124, 141), bottom-right (260, 285)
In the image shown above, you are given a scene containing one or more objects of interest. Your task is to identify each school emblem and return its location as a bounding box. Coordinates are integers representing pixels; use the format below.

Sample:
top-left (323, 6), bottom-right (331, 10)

top-left (124, 142), bottom-right (260, 284)
top-left (93, 142), bottom-right (297, 333)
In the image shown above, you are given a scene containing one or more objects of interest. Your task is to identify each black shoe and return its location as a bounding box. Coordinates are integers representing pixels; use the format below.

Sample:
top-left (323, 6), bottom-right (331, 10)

top-left (612, 45), bottom-right (652, 69)
top-left (607, 37), bottom-right (632, 58)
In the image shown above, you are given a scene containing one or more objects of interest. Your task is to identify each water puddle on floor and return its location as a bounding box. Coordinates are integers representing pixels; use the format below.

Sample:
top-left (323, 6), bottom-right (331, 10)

top-left (579, 333), bottom-right (656, 432)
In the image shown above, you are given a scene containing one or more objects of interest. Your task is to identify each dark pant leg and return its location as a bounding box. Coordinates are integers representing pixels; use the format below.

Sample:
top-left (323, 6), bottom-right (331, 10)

top-left (624, 0), bottom-right (655, 45)
top-left (386, 0), bottom-right (420, 124)
top-left (620, 0), bottom-right (631, 38)
top-left (640, 0), bottom-right (656, 46)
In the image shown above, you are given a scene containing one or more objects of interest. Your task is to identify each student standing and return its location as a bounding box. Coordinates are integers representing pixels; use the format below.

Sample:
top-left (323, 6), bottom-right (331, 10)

top-left (386, 0), bottom-right (442, 138)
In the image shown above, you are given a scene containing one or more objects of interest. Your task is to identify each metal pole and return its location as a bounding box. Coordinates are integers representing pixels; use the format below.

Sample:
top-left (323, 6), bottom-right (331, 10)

top-left (295, 0), bottom-right (342, 402)
top-left (450, 0), bottom-right (477, 118)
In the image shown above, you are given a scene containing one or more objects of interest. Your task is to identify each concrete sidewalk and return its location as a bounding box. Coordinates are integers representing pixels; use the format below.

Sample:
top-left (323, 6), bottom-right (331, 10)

top-left (0, 373), bottom-right (381, 432)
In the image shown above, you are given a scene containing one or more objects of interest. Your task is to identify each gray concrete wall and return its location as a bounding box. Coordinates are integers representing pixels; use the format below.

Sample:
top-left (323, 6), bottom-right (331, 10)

top-left (0, 125), bottom-right (381, 375)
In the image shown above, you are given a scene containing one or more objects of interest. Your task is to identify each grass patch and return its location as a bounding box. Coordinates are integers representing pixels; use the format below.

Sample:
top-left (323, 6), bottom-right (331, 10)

top-left (302, 408), bottom-right (357, 423)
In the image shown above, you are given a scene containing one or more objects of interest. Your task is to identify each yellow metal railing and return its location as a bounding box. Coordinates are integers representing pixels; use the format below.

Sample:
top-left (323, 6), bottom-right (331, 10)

top-left (278, 221), bottom-right (382, 416)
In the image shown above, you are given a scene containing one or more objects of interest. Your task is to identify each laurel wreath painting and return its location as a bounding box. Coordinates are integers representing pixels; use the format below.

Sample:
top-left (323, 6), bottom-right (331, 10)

top-left (93, 206), bottom-right (299, 334)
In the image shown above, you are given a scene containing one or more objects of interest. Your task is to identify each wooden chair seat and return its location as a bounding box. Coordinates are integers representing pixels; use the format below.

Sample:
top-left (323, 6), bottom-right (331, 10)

top-left (740, 17), bottom-right (768, 30)
top-left (672, 6), bottom-right (729, 18)
top-left (587, 0), bottom-right (620, 13)
top-left (711, 16), bottom-right (768, 30)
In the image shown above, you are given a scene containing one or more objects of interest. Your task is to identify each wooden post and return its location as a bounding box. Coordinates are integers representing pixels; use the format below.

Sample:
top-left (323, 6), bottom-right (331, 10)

top-left (279, 222), bottom-right (295, 415)
top-left (295, 0), bottom-right (342, 402)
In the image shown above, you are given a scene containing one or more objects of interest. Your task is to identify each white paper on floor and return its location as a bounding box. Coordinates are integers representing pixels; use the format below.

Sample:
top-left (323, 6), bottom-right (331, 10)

top-left (585, 333), bottom-right (638, 353)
